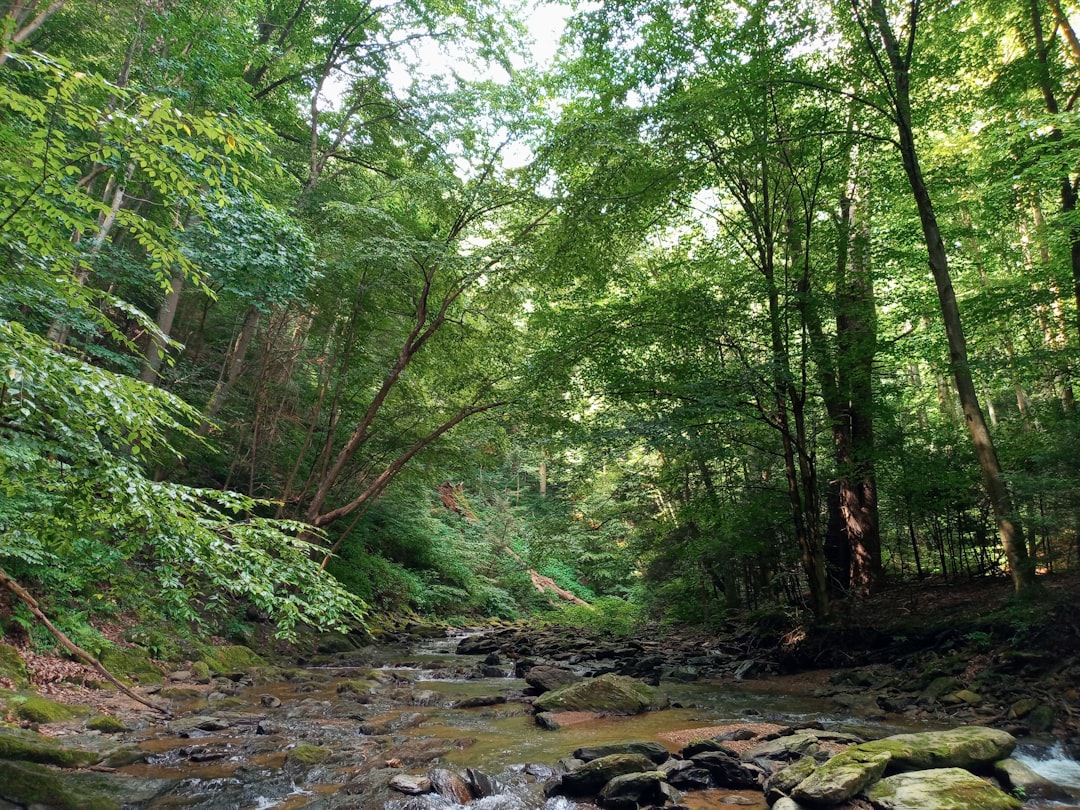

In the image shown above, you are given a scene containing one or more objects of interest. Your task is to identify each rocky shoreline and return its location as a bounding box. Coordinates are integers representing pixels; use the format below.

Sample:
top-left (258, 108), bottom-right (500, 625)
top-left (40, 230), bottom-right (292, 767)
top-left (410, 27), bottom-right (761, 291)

top-left (0, 614), bottom-right (1077, 809)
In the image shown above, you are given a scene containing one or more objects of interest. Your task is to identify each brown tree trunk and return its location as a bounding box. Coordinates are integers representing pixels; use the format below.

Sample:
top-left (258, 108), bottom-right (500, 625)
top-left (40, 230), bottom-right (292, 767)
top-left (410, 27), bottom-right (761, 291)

top-left (857, 0), bottom-right (1036, 592)
top-left (198, 304), bottom-right (260, 435)
top-left (139, 265), bottom-right (185, 384)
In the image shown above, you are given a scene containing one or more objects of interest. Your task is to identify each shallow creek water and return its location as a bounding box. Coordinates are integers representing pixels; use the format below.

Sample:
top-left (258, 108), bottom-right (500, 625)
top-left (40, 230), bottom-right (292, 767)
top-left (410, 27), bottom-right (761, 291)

top-left (113, 634), bottom-right (1080, 810)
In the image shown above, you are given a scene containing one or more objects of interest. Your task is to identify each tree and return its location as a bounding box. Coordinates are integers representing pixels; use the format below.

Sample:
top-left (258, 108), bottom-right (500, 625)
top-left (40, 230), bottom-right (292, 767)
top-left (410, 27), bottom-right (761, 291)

top-left (846, 0), bottom-right (1037, 592)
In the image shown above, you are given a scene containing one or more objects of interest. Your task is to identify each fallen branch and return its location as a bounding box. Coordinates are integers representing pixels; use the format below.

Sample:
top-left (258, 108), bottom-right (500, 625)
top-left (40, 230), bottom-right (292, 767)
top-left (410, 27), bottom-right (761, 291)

top-left (0, 567), bottom-right (172, 717)
top-left (500, 546), bottom-right (592, 607)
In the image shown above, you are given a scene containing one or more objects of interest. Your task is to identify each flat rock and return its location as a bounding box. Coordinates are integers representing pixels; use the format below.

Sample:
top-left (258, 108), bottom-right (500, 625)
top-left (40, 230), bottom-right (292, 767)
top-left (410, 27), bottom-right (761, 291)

top-left (791, 747), bottom-right (891, 804)
top-left (858, 726), bottom-right (1016, 771)
top-left (533, 673), bottom-right (665, 715)
top-left (598, 770), bottom-right (669, 806)
top-left (574, 741), bottom-right (669, 765)
top-left (558, 753), bottom-right (658, 796)
top-left (525, 664), bottom-right (582, 693)
top-left (388, 774), bottom-right (432, 795)
top-left (867, 767), bottom-right (1022, 809)
top-left (994, 757), bottom-right (1075, 802)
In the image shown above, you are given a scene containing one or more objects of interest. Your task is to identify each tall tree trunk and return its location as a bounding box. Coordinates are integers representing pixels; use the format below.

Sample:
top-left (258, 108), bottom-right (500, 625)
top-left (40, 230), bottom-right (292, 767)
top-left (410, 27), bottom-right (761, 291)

top-left (198, 304), bottom-right (260, 435)
top-left (139, 266), bottom-right (185, 384)
top-left (856, 0), bottom-right (1036, 592)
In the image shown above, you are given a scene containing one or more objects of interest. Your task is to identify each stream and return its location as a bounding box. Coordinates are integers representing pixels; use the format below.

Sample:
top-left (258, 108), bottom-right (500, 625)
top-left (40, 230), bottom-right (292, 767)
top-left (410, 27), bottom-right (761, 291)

top-left (109, 632), bottom-right (1080, 810)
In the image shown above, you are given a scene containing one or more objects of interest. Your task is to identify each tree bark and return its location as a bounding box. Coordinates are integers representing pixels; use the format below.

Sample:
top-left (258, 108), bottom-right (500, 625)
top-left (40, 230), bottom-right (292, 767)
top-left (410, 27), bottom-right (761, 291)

top-left (856, 0), bottom-right (1035, 592)
top-left (198, 304), bottom-right (260, 435)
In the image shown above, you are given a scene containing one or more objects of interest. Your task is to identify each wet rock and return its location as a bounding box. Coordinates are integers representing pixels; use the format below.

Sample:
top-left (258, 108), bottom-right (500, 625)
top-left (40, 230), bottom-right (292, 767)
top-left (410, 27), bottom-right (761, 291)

top-left (667, 766), bottom-right (712, 790)
top-left (456, 635), bottom-right (500, 655)
top-left (681, 738), bottom-right (738, 758)
top-left (574, 741), bottom-right (670, 765)
top-left (791, 747), bottom-right (891, 804)
top-left (0, 726), bottom-right (102, 767)
top-left (764, 754), bottom-right (817, 803)
top-left (455, 694), bottom-right (507, 709)
top-left (994, 756), bottom-right (1075, 802)
top-left (742, 729), bottom-right (824, 762)
top-left (0, 759), bottom-right (173, 810)
top-left (389, 773), bottom-right (432, 794)
top-left (466, 766), bottom-right (499, 797)
top-left (598, 770), bottom-right (669, 807)
top-left (429, 767), bottom-right (473, 803)
top-left (533, 673), bottom-right (666, 715)
top-left (525, 664), bottom-right (583, 693)
top-left (866, 767), bottom-right (1022, 809)
top-left (689, 750), bottom-right (761, 789)
top-left (556, 753), bottom-right (658, 796)
top-left (857, 726), bottom-right (1016, 770)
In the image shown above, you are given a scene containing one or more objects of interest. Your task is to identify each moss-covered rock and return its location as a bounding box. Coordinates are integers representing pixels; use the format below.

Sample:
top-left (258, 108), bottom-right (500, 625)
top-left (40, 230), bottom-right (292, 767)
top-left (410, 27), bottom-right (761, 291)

top-left (99, 646), bottom-right (163, 685)
top-left (867, 767), bottom-right (1022, 809)
top-left (87, 715), bottom-right (127, 733)
top-left (287, 744), bottom-right (332, 766)
top-left (201, 645), bottom-right (266, 678)
top-left (533, 673), bottom-right (665, 715)
top-left (0, 726), bottom-right (101, 766)
top-left (858, 726), bottom-right (1016, 771)
top-left (0, 759), bottom-right (117, 809)
top-left (190, 660), bottom-right (211, 683)
top-left (558, 752), bottom-right (657, 796)
top-left (792, 748), bottom-right (892, 804)
top-left (0, 642), bottom-right (29, 688)
top-left (14, 694), bottom-right (88, 724)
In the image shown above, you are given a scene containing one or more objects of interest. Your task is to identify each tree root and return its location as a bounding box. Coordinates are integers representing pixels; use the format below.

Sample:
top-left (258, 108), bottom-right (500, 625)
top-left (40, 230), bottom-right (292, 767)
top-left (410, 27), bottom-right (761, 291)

top-left (0, 567), bottom-right (172, 718)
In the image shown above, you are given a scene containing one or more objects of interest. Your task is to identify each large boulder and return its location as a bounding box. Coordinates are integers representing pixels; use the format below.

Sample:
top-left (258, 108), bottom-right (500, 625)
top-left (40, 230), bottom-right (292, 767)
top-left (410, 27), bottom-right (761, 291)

top-left (525, 664), bottom-right (582, 693)
top-left (201, 645), bottom-right (266, 679)
top-left (994, 757), bottom-right (1076, 802)
top-left (689, 750), bottom-right (762, 789)
top-left (597, 770), bottom-right (669, 807)
top-left (533, 673), bottom-right (665, 715)
top-left (574, 741), bottom-right (669, 765)
top-left (857, 726), bottom-right (1016, 771)
top-left (791, 747), bottom-right (892, 804)
top-left (556, 753), bottom-right (657, 796)
top-left (866, 767), bottom-right (1022, 809)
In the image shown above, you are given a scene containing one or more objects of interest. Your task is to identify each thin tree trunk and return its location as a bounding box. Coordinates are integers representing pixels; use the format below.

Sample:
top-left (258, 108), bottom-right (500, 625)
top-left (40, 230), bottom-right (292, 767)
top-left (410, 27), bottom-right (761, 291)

top-left (139, 265), bottom-right (185, 384)
top-left (198, 304), bottom-right (260, 435)
top-left (857, 0), bottom-right (1035, 592)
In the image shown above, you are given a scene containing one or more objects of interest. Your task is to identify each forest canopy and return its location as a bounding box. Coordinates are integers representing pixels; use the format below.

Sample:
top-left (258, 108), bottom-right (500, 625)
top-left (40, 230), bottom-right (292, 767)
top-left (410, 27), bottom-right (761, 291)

top-left (1, 0), bottom-right (1079, 647)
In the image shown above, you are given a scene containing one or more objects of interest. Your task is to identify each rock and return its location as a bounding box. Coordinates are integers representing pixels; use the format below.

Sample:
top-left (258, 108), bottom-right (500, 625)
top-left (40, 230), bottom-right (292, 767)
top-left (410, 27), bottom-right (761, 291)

top-left (918, 676), bottom-right (963, 704)
top-left (525, 664), bottom-right (583, 693)
top-left (791, 747), bottom-right (892, 804)
top-left (0, 726), bottom-right (101, 767)
top-left (867, 767), bottom-right (1022, 809)
top-left (466, 767), bottom-right (499, 798)
top-left (455, 694), bottom-right (507, 709)
top-left (0, 642), bottom-right (29, 687)
top-left (411, 689), bottom-right (440, 706)
top-left (456, 635), bottom-right (500, 655)
top-left (557, 753), bottom-right (658, 796)
top-left (1027, 705), bottom-right (1055, 732)
top-left (167, 670), bottom-right (192, 682)
top-left (681, 738), bottom-right (738, 758)
top-left (689, 750), bottom-right (761, 789)
top-left (389, 774), bottom-right (432, 794)
top-left (190, 660), bottom-right (211, 683)
top-left (994, 756), bottom-right (1075, 802)
top-left (742, 729), bottom-right (825, 762)
top-left (831, 691), bottom-right (883, 717)
top-left (857, 726), bottom-right (1016, 770)
top-left (668, 766), bottom-right (713, 790)
top-left (87, 715), bottom-right (128, 733)
top-left (1008, 697), bottom-right (1039, 719)
top-left (0, 758), bottom-right (171, 810)
top-left (287, 744), bottom-right (331, 765)
top-left (99, 647), bottom-right (164, 685)
top-left (260, 694), bottom-right (282, 707)
top-left (574, 741), bottom-right (670, 765)
top-left (429, 768), bottom-right (474, 803)
top-left (533, 673), bottom-right (665, 715)
top-left (13, 694), bottom-right (87, 723)
top-left (764, 755), bottom-right (817, 802)
top-left (598, 770), bottom-right (669, 807)
top-left (201, 645), bottom-right (266, 678)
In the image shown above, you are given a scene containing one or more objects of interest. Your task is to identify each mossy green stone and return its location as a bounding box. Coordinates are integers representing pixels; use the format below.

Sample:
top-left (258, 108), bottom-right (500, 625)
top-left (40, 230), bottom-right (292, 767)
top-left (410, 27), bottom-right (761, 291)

top-left (858, 727), bottom-right (1016, 771)
top-left (0, 726), bottom-right (101, 766)
top-left (190, 660), bottom-right (211, 682)
top-left (867, 767), bottom-right (1022, 809)
top-left (0, 760), bottom-right (118, 809)
top-left (287, 744), bottom-right (332, 765)
top-left (792, 748), bottom-right (892, 804)
top-left (201, 645), bottom-right (266, 676)
top-left (533, 673), bottom-right (661, 715)
top-left (0, 642), bottom-right (29, 688)
top-left (99, 647), bottom-right (163, 685)
top-left (15, 694), bottom-right (87, 723)
top-left (87, 715), bottom-right (127, 733)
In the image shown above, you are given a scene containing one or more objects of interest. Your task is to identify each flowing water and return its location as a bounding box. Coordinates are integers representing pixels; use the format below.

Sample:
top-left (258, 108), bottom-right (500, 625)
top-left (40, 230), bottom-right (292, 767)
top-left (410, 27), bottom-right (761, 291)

top-left (112, 632), bottom-right (1080, 810)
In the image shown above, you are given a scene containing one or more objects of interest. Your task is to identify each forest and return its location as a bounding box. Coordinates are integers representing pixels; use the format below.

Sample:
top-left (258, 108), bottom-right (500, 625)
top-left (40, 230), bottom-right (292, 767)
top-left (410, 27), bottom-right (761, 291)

top-left (2, 0), bottom-right (1080, 650)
